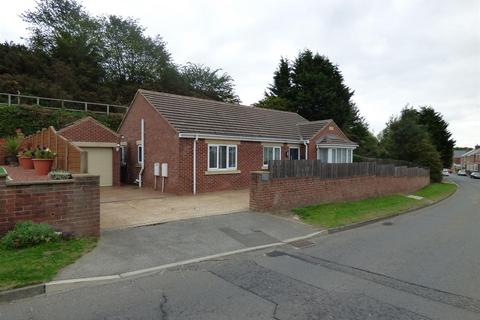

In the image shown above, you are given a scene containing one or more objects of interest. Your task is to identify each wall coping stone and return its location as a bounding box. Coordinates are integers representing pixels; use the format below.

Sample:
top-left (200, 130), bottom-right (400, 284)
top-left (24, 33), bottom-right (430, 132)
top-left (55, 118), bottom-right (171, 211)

top-left (6, 179), bottom-right (75, 186)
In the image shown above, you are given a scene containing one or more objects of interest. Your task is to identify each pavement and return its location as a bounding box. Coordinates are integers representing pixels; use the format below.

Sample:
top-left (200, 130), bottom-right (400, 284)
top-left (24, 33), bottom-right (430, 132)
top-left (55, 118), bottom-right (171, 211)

top-left (55, 211), bottom-right (318, 279)
top-left (1, 175), bottom-right (479, 319)
top-left (100, 187), bottom-right (250, 230)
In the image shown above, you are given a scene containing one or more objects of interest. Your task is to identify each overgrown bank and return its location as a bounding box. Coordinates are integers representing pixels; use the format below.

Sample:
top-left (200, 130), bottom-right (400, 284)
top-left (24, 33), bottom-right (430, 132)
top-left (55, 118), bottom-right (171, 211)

top-left (0, 104), bottom-right (123, 137)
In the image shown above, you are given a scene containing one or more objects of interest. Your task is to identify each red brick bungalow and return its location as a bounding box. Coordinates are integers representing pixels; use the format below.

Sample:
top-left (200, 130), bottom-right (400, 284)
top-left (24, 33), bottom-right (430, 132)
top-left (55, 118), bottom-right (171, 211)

top-left (118, 89), bottom-right (357, 194)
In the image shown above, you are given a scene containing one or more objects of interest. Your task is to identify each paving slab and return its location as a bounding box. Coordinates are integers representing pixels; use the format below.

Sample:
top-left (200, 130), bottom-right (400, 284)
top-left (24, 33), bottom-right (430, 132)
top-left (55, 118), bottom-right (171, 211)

top-left (100, 187), bottom-right (250, 230)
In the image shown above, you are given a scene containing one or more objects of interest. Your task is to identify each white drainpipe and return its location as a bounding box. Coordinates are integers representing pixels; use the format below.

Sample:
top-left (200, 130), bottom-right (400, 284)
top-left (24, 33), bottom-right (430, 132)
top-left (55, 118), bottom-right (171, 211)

top-left (138, 118), bottom-right (145, 188)
top-left (193, 135), bottom-right (199, 195)
top-left (304, 141), bottom-right (309, 160)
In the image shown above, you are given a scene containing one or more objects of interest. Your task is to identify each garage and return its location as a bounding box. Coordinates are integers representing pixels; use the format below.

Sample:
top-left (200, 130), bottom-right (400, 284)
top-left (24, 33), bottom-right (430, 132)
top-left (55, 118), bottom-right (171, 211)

top-left (82, 147), bottom-right (113, 186)
top-left (57, 116), bottom-right (120, 187)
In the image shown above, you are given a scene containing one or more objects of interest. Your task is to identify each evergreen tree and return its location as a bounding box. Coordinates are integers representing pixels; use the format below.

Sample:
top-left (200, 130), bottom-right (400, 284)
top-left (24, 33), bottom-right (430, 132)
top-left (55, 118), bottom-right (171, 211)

top-left (417, 106), bottom-right (455, 168)
top-left (380, 108), bottom-right (443, 182)
top-left (257, 49), bottom-right (379, 157)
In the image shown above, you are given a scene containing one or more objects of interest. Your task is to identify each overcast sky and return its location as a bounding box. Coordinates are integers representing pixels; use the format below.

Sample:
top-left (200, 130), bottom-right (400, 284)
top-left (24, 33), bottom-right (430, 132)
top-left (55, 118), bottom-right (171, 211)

top-left (1, 0), bottom-right (479, 146)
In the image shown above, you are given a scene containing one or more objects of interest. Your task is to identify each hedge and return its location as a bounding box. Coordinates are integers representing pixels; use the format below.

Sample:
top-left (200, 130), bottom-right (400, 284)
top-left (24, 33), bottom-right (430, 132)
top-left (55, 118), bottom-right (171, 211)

top-left (0, 104), bottom-right (123, 137)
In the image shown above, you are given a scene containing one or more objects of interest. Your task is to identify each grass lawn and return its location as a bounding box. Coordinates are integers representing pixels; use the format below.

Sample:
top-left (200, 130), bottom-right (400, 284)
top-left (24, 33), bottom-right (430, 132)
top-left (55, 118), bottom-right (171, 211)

top-left (293, 183), bottom-right (457, 228)
top-left (0, 238), bottom-right (97, 290)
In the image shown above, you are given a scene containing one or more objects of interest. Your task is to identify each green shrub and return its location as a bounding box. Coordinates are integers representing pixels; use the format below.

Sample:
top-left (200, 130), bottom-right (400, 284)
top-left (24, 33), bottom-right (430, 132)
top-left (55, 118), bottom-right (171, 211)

top-left (0, 104), bottom-right (123, 137)
top-left (3, 136), bottom-right (22, 156)
top-left (1, 221), bottom-right (60, 249)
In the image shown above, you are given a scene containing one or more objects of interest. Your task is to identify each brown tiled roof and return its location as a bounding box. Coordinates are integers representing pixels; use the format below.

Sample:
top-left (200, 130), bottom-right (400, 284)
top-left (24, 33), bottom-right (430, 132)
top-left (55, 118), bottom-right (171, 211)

top-left (297, 120), bottom-right (331, 139)
top-left (139, 90), bottom-right (309, 141)
top-left (316, 134), bottom-right (357, 146)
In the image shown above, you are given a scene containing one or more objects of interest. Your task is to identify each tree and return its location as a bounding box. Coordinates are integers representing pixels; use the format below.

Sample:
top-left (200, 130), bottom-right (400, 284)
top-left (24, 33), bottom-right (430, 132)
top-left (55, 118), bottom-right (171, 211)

top-left (417, 106), bottom-right (455, 168)
top-left (258, 49), bottom-right (378, 157)
top-left (100, 15), bottom-right (180, 102)
top-left (380, 108), bottom-right (443, 182)
top-left (180, 63), bottom-right (240, 103)
top-left (6, 0), bottom-right (240, 105)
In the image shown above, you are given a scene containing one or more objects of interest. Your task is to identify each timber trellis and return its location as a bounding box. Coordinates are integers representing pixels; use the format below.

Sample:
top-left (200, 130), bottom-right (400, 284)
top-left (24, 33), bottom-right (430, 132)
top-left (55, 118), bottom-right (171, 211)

top-left (0, 92), bottom-right (128, 115)
top-left (267, 160), bottom-right (429, 179)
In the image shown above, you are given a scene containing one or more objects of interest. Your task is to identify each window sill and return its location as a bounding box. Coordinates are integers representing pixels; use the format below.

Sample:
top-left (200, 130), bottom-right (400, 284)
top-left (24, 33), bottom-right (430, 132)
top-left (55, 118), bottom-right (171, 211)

top-left (262, 165), bottom-right (268, 169)
top-left (205, 170), bottom-right (241, 175)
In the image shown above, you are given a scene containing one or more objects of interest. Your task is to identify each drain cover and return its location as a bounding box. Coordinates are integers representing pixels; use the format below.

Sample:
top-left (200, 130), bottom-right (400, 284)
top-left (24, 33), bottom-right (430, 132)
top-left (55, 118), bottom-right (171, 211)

top-left (289, 239), bottom-right (314, 249)
top-left (266, 250), bottom-right (285, 257)
top-left (382, 221), bottom-right (393, 226)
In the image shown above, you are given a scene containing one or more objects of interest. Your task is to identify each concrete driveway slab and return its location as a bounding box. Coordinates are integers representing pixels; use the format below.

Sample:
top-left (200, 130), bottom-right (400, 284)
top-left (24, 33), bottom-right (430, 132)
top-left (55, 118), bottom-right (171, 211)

top-left (100, 187), bottom-right (249, 230)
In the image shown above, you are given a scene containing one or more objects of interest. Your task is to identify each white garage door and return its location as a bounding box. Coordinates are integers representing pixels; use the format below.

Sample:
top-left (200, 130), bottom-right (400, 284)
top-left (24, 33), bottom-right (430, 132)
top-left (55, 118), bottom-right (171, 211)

top-left (82, 147), bottom-right (113, 187)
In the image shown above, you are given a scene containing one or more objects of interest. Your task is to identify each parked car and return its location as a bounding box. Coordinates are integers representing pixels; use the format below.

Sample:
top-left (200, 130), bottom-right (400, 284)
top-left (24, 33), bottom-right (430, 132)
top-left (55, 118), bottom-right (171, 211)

top-left (442, 169), bottom-right (450, 176)
top-left (470, 171), bottom-right (480, 179)
top-left (458, 169), bottom-right (467, 176)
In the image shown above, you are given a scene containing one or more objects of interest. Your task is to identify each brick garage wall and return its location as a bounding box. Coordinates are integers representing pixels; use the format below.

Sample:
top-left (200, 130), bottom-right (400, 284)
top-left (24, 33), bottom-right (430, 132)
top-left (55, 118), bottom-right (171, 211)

top-left (59, 117), bottom-right (119, 143)
top-left (250, 173), bottom-right (430, 211)
top-left (0, 173), bottom-right (100, 236)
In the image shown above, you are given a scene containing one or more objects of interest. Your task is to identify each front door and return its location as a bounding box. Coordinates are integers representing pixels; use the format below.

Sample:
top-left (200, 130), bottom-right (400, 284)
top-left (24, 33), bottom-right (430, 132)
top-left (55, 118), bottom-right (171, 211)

top-left (289, 147), bottom-right (299, 160)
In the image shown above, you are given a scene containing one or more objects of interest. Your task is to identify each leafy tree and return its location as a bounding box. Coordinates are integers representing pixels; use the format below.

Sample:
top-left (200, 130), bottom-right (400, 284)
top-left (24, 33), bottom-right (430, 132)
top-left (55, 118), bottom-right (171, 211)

top-left (258, 49), bottom-right (378, 157)
top-left (99, 15), bottom-right (179, 102)
top-left (380, 108), bottom-right (443, 182)
top-left (180, 63), bottom-right (240, 103)
top-left (0, 0), bottom-right (240, 106)
top-left (417, 106), bottom-right (455, 168)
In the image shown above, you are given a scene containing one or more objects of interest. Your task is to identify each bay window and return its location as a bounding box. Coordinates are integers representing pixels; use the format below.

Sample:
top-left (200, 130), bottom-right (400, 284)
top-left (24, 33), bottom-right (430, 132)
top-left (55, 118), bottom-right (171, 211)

top-left (208, 144), bottom-right (237, 171)
top-left (317, 147), bottom-right (354, 163)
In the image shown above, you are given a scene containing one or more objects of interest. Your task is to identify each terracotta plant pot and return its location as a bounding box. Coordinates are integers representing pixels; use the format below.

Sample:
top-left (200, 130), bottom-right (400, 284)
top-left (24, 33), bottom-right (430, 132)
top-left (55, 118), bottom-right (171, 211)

top-left (18, 156), bottom-right (34, 170)
top-left (33, 159), bottom-right (54, 175)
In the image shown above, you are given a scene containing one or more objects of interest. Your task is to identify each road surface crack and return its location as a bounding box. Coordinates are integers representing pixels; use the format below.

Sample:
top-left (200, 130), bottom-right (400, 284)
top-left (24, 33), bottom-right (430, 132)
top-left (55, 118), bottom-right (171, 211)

top-left (159, 292), bottom-right (168, 320)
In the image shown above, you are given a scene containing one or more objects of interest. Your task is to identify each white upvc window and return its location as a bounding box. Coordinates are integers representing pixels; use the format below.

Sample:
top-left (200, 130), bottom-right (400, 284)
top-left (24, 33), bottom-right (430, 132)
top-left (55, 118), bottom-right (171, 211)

top-left (137, 144), bottom-right (143, 164)
top-left (208, 144), bottom-right (237, 171)
top-left (263, 146), bottom-right (281, 165)
top-left (317, 147), bottom-right (354, 163)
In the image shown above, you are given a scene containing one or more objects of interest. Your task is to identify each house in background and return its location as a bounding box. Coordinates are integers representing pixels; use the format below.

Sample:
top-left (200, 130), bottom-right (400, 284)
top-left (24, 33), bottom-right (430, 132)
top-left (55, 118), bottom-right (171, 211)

top-left (461, 146), bottom-right (480, 172)
top-left (452, 149), bottom-right (470, 169)
top-left (118, 89), bottom-right (357, 194)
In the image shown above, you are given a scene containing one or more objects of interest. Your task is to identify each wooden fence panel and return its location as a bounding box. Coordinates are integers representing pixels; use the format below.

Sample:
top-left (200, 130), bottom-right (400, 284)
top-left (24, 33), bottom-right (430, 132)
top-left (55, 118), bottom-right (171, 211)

top-left (268, 160), bottom-right (427, 180)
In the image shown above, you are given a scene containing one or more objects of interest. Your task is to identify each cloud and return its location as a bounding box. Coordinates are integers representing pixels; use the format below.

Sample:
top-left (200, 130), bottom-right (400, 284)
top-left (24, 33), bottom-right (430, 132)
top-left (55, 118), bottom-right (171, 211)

top-left (1, 0), bottom-right (478, 145)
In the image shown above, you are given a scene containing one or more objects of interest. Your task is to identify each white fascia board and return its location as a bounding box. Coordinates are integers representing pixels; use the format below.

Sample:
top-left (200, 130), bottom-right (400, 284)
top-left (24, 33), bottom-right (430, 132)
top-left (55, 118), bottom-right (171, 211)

top-left (316, 144), bottom-right (358, 149)
top-left (178, 133), bottom-right (307, 145)
top-left (73, 141), bottom-right (118, 148)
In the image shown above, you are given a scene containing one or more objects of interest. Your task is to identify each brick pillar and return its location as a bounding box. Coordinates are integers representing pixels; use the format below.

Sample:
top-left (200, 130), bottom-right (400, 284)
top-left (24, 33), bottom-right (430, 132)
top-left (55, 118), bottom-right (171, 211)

top-left (249, 171), bottom-right (271, 211)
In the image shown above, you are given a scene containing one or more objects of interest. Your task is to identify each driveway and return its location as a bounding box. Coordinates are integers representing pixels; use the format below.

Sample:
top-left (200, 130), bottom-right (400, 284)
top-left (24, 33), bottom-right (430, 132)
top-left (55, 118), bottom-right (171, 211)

top-left (100, 186), bottom-right (249, 230)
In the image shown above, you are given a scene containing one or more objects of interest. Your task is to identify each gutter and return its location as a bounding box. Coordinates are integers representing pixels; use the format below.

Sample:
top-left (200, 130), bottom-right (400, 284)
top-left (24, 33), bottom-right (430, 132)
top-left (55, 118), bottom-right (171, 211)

top-left (303, 141), bottom-right (309, 160)
top-left (193, 134), bottom-right (199, 195)
top-left (178, 132), bottom-right (307, 145)
top-left (138, 118), bottom-right (145, 188)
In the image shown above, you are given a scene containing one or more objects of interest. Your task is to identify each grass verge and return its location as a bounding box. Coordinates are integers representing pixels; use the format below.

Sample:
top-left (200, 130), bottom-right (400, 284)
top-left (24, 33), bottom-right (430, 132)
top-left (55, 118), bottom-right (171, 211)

top-left (0, 238), bottom-right (97, 290)
top-left (293, 183), bottom-right (457, 229)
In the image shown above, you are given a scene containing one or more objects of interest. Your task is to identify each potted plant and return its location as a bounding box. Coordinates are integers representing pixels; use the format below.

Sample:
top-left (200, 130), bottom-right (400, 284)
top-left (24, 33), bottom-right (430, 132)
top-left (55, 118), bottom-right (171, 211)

top-left (3, 136), bottom-right (22, 165)
top-left (18, 149), bottom-right (34, 169)
top-left (32, 148), bottom-right (56, 175)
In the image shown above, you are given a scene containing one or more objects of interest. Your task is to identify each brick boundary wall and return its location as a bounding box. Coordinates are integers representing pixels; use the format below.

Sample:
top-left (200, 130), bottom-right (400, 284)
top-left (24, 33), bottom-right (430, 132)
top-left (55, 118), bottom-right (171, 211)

top-left (250, 172), bottom-right (430, 211)
top-left (0, 173), bottom-right (100, 236)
